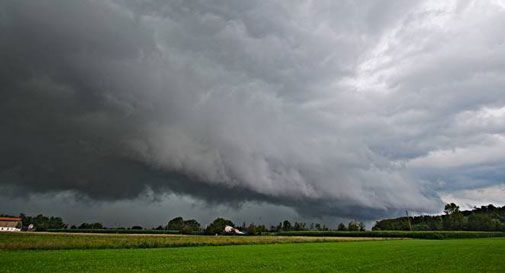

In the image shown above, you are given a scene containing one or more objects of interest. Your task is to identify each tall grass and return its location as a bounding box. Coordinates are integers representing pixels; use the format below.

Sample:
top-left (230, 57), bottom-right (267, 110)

top-left (0, 232), bottom-right (384, 250)
top-left (47, 229), bottom-right (185, 234)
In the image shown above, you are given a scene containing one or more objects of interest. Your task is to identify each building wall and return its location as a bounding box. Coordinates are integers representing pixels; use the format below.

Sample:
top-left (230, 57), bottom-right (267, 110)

top-left (0, 227), bottom-right (21, 232)
top-left (0, 220), bottom-right (22, 232)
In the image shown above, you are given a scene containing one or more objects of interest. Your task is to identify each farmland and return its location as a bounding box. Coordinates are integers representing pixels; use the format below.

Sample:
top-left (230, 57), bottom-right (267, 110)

top-left (0, 232), bottom-right (383, 250)
top-left (0, 233), bottom-right (504, 273)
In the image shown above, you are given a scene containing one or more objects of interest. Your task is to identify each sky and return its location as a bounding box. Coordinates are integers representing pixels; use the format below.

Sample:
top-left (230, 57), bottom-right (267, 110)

top-left (1, 0), bottom-right (505, 227)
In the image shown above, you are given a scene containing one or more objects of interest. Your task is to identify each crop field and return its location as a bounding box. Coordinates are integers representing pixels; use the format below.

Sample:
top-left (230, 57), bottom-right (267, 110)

top-left (0, 232), bottom-right (383, 250)
top-left (0, 236), bottom-right (504, 273)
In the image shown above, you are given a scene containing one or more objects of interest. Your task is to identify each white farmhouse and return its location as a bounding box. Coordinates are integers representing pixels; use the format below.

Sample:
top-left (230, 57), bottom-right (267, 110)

top-left (224, 225), bottom-right (245, 235)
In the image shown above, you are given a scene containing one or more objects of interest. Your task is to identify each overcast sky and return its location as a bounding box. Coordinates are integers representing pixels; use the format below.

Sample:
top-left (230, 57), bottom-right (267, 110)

top-left (1, 0), bottom-right (505, 227)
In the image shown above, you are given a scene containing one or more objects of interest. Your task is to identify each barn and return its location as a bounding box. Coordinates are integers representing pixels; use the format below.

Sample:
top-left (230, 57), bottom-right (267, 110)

top-left (0, 217), bottom-right (22, 232)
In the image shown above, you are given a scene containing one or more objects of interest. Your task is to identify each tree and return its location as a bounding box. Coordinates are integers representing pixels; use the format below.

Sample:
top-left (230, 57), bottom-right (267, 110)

top-left (372, 203), bottom-right (505, 231)
top-left (166, 217), bottom-right (201, 233)
top-left (337, 223), bottom-right (347, 231)
top-left (182, 219), bottom-right (201, 234)
top-left (282, 220), bottom-right (292, 231)
top-left (78, 222), bottom-right (103, 229)
top-left (166, 217), bottom-right (185, 231)
top-left (293, 222), bottom-right (307, 231)
top-left (444, 203), bottom-right (460, 215)
top-left (359, 222), bottom-right (366, 231)
top-left (275, 222), bottom-right (282, 232)
top-left (246, 223), bottom-right (257, 235)
top-left (256, 224), bottom-right (267, 234)
top-left (348, 221), bottom-right (360, 231)
top-left (443, 203), bottom-right (464, 230)
top-left (205, 218), bottom-right (234, 234)
top-left (20, 214), bottom-right (66, 230)
top-left (467, 214), bottom-right (498, 231)
top-left (412, 223), bottom-right (430, 231)
top-left (244, 223), bottom-right (266, 235)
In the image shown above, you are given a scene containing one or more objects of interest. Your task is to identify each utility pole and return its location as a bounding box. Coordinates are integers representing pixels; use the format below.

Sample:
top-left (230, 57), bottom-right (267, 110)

top-left (406, 210), bottom-right (412, 231)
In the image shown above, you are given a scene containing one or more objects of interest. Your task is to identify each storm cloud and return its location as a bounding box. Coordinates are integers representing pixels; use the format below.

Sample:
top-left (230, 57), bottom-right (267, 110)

top-left (1, 0), bottom-right (505, 221)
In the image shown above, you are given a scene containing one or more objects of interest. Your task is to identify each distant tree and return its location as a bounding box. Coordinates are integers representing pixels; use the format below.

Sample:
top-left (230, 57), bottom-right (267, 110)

top-left (276, 222), bottom-right (282, 232)
top-left (165, 217), bottom-right (201, 233)
top-left (348, 221), bottom-right (360, 231)
top-left (337, 223), bottom-right (347, 231)
top-left (166, 217), bottom-right (185, 231)
top-left (131, 225), bottom-right (143, 230)
top-left (373, 203), bottom-right (505, 231)
top-left (467, 214), bottom-right (498, 231)
top-left (182, 219), bottom-right (201, 234)
top-left (282, 220), bottom-right (292, 231)
top-left (20, 214), bottom-right (66, 230)
top-left (78, 222), bottom-right (103, 229)
top-left (155, 225), bottom-right (164, 230)
top-left (444, 203), bottom-right (460, 215)
top-left (205, 218), bottom-right (234, 235)
top-left (412, 223), bottom-right (430, 231)
top-left (246, 223), bottom-right (257, 235)
top-left (443, 203), bottom-right (464, 230)
top-left (293, 222), bottom-right (307, 231)
top-left (358, 222), bottom-right (366, 231)
top-left (256, 224), bottom-right (267, 234)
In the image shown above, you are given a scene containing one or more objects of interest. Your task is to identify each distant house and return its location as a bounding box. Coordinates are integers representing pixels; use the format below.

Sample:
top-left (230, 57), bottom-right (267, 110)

top-left (224, 225), bottom-right (245, 235)
top-left (0, 217), bottom-right (22, 232)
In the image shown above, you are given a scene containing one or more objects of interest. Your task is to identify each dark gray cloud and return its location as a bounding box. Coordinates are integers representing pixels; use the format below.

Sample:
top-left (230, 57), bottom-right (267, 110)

top-left (1, 0), bottom-right (505, 222)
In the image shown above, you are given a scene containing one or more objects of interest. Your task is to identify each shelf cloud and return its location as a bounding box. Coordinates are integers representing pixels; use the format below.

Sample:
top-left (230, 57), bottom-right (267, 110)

top-left (1, 0), bottom-right (505, 221)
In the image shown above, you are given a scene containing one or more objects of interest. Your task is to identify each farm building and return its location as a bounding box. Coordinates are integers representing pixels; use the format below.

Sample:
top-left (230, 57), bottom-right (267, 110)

top-left (0, 217), bottom-right (22, 232)
top-left (224, 225), bottom-right (245, 235)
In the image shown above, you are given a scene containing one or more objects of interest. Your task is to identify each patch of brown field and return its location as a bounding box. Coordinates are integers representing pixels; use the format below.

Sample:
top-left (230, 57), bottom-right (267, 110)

top-left (0, 232), bottom-right (397, 250)
top-left (23, 231), bottom-right (185, 237)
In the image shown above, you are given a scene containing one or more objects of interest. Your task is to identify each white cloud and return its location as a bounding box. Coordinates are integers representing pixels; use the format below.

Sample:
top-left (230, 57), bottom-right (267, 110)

top-left (441, 184), bottom-right (505, 210)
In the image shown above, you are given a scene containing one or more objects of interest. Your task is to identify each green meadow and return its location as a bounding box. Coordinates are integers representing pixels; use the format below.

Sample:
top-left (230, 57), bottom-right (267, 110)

top-left (0, 233), bottom-right (504, 273)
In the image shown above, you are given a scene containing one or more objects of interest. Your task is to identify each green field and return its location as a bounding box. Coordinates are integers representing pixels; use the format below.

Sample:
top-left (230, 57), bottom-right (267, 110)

top-left (1, 238), bottom-right (504, 272)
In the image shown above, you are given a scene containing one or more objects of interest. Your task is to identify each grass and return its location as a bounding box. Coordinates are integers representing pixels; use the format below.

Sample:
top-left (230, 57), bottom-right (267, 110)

top-left (0, 238), bottom-right (504, 273)
top-left (0, 232), bottom-right (383, 250)
top-left (47, 229), bottom-right (183, 234)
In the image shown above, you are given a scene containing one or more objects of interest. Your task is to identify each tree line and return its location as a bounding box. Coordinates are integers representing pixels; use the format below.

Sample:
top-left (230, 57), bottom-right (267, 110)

top-left (373, 203), bottom-right (505, 231)
top-left (9, 203), bottom-right (500, 234)
top-left (1, 213), bottom-right (366, 234)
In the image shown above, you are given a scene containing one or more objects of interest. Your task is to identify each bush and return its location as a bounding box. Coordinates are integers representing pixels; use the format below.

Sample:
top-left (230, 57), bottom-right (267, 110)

top-left (205, 218), bottom-right (234, 235)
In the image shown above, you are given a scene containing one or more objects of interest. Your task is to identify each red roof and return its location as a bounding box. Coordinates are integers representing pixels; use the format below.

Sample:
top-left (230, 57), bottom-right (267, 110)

top-left (0, 217), bottom-right (22, 221)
